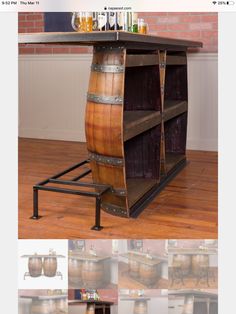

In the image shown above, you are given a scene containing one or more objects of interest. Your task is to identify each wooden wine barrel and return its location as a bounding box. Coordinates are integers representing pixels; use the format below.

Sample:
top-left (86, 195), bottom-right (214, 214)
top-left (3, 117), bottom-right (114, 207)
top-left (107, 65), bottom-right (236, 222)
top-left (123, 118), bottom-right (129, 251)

top-left (43, 257), bottom-right (57, 277)
top-left (68, 258), bottom-right (83, 286)
top-left (133, 300), bottom-right (148, 314)
top-left (139, 263), bottom-right (158, 286)
top-left (28, 257), bottom-right (43, 277)
top-left (85, 46), bottom-right (129, 218)
top-left (31, 300), bottom-right (56, 314)
top-left (82, 260), bottom-right (104, 288)
top-left (85, 304), bottom-right (95, 314)
top-left (192, 255), bottom-right (209, 276)
top-left (129, 260), bottom-right (140, 278)
top-left (172, 254), bottom-right (191, 276)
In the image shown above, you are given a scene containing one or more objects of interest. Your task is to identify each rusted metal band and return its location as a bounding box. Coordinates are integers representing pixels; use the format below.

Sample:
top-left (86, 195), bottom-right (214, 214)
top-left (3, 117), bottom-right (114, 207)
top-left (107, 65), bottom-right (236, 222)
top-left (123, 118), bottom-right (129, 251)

top-left (94, 46), bottom-right (125, 52)
top-left (101, 203), bottom-right (128, 217)
top-left (91, 64), bottom-right (125, 73)
top-left (88, 152), bottom-right (124, 167)
top-left (111, 188), bottom-right (127, 196)
top-left (159, 62), bottom-right (166, 69)
top-left (87, 93), bottom-right (123, 105)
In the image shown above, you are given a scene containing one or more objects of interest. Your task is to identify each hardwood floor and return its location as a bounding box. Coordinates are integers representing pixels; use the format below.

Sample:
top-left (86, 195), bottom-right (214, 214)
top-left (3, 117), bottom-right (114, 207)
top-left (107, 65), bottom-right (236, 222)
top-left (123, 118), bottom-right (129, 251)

top-left (18, 138), bottom-right (218, 239)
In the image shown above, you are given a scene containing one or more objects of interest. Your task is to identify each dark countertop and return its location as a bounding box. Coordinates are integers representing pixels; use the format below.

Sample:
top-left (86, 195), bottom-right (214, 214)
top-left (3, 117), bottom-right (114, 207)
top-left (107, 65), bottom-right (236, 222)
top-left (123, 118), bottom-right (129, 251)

top-left (120, 252), bottom-right (165, 266)
top-left (69, 300), bottom-right (114, 305)
top-left (18, 31), bottom-right (202, 49)
top-left (168, 248), bottom-right (217, 255)
top-left (21, 254), bottom-right (65, 258)
top-left (20, 295), bottom-right (67, 300)
top-left (68, 252), bottom-right (111, 262)
top-left (169, 290), bottom-right (218, 299)
top-left (120, 297), bottom-right (151, 301)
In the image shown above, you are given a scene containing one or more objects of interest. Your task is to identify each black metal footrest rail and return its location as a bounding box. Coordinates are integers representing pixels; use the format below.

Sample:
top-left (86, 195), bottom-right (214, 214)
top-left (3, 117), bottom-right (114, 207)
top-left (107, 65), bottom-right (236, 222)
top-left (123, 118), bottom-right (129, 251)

top-left (31, 159), bottom-right (111, 231)
top-left (23, 271), bottom-right (63, 280)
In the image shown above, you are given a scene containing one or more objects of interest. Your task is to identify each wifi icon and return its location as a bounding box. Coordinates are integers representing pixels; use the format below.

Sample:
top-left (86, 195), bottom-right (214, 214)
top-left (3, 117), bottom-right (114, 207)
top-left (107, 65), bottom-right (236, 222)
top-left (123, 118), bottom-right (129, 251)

top-left (212, 1), bottom-right (217, 4)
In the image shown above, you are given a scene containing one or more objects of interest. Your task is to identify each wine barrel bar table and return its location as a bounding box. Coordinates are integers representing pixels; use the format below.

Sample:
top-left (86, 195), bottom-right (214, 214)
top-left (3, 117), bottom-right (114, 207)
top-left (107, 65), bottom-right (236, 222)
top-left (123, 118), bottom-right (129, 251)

top-left (120, 297), bottom-right (150, 314)
top-left (69, 300), bottom-right (113, 314)
top-left (68, 253), bottom-right (111, 289)
top-left (169, 290), bottom-right (218, 314)
top-left (168, 248), bottom-right (217, 286)
top-left (20, 295), bottom-right (68, 314)
top-left (121, 252), bottom-right (166, 288)
top-left (19, 31), bottom-right (202, 229)
top-left (21, 253), bottom-right (65, 280)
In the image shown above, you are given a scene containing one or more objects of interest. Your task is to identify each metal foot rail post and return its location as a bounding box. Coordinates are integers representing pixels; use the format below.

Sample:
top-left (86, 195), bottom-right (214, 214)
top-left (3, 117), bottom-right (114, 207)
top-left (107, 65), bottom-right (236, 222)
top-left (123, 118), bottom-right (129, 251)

top-left (91, 197), bottom-right (103, 231)
top-left (30, 160), bottom-right (110, 230)
top-left (31, 187), bottom-right (42, 220)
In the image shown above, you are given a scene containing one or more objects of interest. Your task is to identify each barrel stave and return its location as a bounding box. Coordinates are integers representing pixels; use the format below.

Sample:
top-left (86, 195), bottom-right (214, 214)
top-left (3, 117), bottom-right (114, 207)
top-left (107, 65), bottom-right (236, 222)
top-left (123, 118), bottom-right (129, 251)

top-left (192, 255), bottom-right (209, 276)
top-left (28, 257), bottom-right (43, 277)
top-left (139, 263), bottom-right (158, 286)
top-left (68, 258), bottom-right (83, 286)
top-left (82, 260), bottom-right (104, 289)
top-left (43, 257), bottom-right (57, 277)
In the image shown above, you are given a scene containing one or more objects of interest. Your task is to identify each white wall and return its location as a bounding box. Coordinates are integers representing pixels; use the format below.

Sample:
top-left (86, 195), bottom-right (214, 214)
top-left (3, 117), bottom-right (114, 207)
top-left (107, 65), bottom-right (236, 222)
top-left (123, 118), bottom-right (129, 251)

top-left (19, 53), bottom-right (218, 151)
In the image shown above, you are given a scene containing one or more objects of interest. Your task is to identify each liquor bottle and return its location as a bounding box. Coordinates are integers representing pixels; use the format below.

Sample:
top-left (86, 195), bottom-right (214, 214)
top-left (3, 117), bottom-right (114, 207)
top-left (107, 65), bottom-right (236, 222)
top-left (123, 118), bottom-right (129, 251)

top-left (98, 12), bottom-right (110, 31)
top-left (131, 13), bottom-right (138, 33)
top-left (110, 12), bottom-right (119, 30)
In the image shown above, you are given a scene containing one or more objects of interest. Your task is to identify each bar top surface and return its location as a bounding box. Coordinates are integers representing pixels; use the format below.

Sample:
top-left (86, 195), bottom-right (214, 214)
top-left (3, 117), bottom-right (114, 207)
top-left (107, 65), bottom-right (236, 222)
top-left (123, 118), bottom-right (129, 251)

top-left (120, 252), bottom-right (165, 266)
top-left (120, 297), bottom-right (151, 301)
top-left (169, 290), bottom-right (218, 299)
top-left (68, 252), bottom-right (111, 262)
top-left (20, 295), bottom-right (67, 300)
top-left (21, 254), bottom-right (65, 258)
top-left (18, 31), bottom-right (202, 49)
top-left (69, 300), bottom-right (114, 305)
top-left (168, 248), bottom-right (217, 255)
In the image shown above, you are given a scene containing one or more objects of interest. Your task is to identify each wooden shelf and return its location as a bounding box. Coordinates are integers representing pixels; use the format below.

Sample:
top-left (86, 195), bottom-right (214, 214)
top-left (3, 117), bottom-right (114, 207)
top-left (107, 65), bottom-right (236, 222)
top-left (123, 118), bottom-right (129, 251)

top-left (124, 110), bottom-right (161, 141)
top-left (164, 100), bottom-right (187, 122)
top-left (127, 178), bottom-right (157, 207)
top-left (165, 153), bottom-right (185, 173)
top-left (166, 55), bottom-right (187, 65)
top-left (126, 54), bottom-right (187, 67)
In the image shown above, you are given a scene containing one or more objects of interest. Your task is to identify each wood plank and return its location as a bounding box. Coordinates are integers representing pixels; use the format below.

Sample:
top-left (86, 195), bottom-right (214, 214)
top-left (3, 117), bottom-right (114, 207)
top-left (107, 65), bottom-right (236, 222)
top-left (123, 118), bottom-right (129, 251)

top-left (126, 54), bottom-right (158, 67)
top-left (166, 55), bottom-right (187, 65)
top-left (164, 100), bottom-right (188, 122)
top-left (124, 111), bottom-right (161, 141)
top-left (127, 178), bottom-right (157, 207)
top-left (126, 54), bottom-right (187, 67)
top-left (18, 138), bottom-right (217, 239)
top-left (165, 153), bottom-right (185, 173)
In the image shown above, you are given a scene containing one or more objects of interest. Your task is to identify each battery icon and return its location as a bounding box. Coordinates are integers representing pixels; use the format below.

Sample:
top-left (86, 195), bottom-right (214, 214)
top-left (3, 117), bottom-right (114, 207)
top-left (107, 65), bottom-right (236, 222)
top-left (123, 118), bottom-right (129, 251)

top-left (227, 1), bottom-right (235, 4)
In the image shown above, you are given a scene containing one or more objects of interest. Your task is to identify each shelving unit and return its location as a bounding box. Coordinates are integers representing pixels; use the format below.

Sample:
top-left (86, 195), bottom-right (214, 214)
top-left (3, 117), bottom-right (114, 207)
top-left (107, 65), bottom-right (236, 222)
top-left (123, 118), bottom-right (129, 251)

top-left (19, 31), bottom-right (202, 225)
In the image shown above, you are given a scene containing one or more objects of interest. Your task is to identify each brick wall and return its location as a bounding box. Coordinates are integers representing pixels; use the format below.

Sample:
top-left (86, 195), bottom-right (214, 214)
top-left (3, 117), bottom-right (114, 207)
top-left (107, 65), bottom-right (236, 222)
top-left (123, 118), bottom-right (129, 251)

top-left (19, 12), bottom-right (218, 54)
